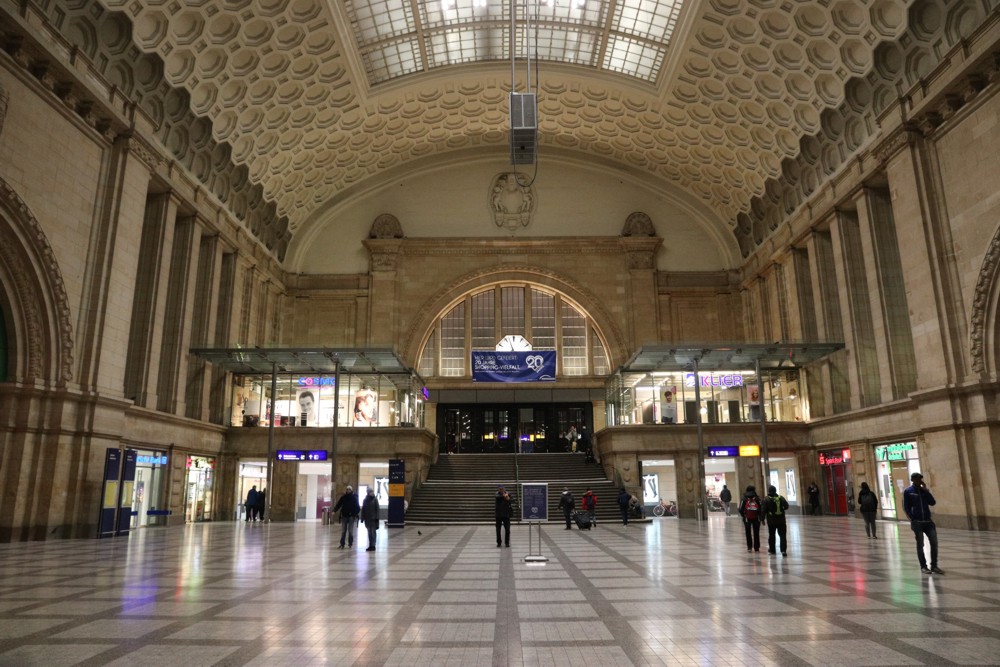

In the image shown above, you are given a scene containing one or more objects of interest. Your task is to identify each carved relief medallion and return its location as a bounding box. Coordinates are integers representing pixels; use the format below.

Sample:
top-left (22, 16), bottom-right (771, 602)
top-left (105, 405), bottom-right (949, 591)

top-left (489, 173), bottom-right (535, 230)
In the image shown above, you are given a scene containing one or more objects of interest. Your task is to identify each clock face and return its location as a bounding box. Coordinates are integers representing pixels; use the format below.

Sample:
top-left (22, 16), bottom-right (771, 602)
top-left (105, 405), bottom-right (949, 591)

top-left (496, 335), bottom-right (532, 351)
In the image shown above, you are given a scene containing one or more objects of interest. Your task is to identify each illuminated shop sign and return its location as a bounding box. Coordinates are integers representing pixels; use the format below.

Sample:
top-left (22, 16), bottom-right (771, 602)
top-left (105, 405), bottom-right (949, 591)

top-left (739, 445), bottom-right (760, 457)
top-left (422, 387), bottom-right (430, 401)
top-left (708, 446), bottom-right (738, 457)
top-left (276, 450), bottom-right (329, 461)
top-left (297, 377), bottom-right (337, 387)
top-left (818, 449), bottom-right (852, 466)
top-left (684, 373), bottom-right (745, 388)
top-left (136, 454), bottom-right (168, 465)
top-left (875, 442), bottom-right (916, 462)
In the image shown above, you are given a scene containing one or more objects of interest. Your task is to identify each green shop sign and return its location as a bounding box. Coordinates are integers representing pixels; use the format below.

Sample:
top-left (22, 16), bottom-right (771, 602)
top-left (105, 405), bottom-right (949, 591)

top-left (875, 442), bottom-right (916, 461)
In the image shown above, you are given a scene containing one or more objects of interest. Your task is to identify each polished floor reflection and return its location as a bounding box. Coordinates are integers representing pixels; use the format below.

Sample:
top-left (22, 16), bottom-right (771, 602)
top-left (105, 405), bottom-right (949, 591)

top-left (1, 514), bottom-right (1000, 666)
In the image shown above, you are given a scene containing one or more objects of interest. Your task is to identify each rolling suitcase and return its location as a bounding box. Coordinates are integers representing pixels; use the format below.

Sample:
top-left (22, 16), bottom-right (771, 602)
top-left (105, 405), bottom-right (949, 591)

top-left (574, 511), bottom-right (592, 530)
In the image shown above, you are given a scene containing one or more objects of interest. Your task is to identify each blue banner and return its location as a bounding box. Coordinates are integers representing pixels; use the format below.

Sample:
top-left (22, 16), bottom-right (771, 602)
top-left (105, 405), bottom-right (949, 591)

top-left (472, 351), bottom-right (556, 382)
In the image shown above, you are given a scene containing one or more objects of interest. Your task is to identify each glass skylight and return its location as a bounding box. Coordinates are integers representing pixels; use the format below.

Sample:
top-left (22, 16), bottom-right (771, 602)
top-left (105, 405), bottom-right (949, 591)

top-left (344, 0), bottom-right (685, 85)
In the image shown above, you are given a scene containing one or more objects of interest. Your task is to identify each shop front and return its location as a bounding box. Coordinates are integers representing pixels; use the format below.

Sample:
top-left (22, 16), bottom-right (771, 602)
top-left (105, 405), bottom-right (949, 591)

top-left (818, 448), bottom-right (853, 515)
top-left (237, 461), bottom-right (267, 520)
top-left (295, 460), bottom-right (333, 520)
top-left (130, 450), bottom-right (168, 528)
top-left (873, 440), bottom-right (921, 520)
top-left (185, 455), bottom-right (216, 522)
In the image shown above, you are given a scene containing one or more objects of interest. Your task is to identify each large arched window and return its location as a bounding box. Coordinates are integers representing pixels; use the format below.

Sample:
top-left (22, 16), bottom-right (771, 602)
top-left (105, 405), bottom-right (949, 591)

top-left (417, 283), bottom-right (610, 378)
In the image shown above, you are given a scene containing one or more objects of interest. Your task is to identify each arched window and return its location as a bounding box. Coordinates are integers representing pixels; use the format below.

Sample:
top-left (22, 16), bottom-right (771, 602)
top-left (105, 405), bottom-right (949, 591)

top-left (417, 283), bottom-right (610, 378)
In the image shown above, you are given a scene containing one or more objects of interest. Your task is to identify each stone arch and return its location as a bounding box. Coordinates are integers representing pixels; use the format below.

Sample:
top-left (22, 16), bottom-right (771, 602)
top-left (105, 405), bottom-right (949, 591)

top-left (0, 178), bottom-right (74, 384)
top-left (970, 223), bottom-right (1000, 376)
top-left (399, 264), bottom-right (628, 371)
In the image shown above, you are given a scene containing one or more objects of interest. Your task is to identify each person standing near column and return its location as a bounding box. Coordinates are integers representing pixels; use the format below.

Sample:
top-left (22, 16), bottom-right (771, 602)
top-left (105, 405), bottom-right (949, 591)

top-left (807, 482), bottom-right (821, 515)
top-left (361, 487), bottom-right (380, 552)
top-left (333, 485), bottom-right (360, 549)
top-left (495, 485), bottom-right (512, 548)
top-left (903, 472), bottom-right (944, 575)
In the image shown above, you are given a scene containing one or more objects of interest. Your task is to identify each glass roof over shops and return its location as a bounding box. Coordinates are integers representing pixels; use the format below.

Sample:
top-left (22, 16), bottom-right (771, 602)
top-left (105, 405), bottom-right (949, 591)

top-left (607, 343), bottom-right (844, 427)
top-left (190, 348), bottom-right (426, 429)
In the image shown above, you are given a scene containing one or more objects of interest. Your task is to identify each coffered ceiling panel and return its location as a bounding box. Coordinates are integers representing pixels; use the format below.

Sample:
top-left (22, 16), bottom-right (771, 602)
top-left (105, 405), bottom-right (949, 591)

top-left (92, 0), bottom-right (913, 243)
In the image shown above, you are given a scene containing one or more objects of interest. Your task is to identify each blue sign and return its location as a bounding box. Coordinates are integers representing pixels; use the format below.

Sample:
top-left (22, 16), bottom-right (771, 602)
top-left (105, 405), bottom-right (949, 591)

top-left (708, 446), bottom-right (739, 457)
top-left (276, 450), bottom-right (328, 461)
top-left (472, 351), bottom-right (556, 383)
top-left (136, 454), bottom-right (168, 465)
top-left (521, 483), bottom-right (548, 521)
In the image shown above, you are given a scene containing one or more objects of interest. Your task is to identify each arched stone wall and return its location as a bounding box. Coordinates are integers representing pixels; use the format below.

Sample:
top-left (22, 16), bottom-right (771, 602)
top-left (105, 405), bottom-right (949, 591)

top-left (0, 177), bottom-right (75, 384)
top-left (970, 222), bottom-right (1000, 377)
top-left (400, 264), bottom-right (628, 372)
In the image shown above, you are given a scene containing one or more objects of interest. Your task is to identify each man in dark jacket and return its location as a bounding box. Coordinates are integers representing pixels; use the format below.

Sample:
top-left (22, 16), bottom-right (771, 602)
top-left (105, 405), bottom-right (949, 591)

top-left (333, 485), bottom-right (360, 549)
top-left (719, 485), bottom-right (733, 516)
top-left (738, 485), bottom-right (763, 552)
top-left (361, 487), bottom-right (380, 551)
top-left (903, 472), bottom-right (943, 575)
top-left (245, 486), bottom-right (258, 522)
top-left (618, 488), bottom-right (631, 526)
top-left (763, 485), bottom-right (789, 556)
top-left (558, 487), bottom-right (575, 529)
top-left (495, 485), bottom-right (512, 547)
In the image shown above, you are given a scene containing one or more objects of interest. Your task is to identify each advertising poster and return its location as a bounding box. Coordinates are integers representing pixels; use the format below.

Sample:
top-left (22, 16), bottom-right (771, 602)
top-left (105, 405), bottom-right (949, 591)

top-left (472, 351), bottom-right (556, 382)
top-left (296, 389), bottom-right (318, 426)
top-left (353, 388), bottom-right (377, 426)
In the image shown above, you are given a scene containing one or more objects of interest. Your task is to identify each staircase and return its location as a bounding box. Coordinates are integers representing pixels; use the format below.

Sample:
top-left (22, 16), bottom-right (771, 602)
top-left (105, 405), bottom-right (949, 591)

top-left (406, 453), bottom-right (624, 524)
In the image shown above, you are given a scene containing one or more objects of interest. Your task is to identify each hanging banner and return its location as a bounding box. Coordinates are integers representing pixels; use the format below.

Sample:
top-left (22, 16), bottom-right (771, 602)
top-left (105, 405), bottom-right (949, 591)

top-left (472, 351), bottom-right (556, 382)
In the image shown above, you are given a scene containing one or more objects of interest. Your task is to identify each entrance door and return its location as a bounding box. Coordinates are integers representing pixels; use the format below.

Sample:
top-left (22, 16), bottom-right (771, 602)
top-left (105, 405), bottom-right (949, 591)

top-left (823, 464), bottom-right (850, 515)
top-left (890, 459), bottom-right (909, 519)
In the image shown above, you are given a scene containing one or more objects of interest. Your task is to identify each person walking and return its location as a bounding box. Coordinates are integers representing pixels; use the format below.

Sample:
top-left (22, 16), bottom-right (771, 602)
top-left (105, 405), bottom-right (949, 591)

top-left (903, 472), bottom-right (944, 574)
top-left (256, 488), bottom-right (266, 522)
top-left (333, 485), bottom-right (360, 549)
top-left (618, 487), bottom-right (631, 526)
top-left (582, 488), bottom-right (597, 526)
top-left (719, 485), bottom-right (733, 516)
top-left (807, 482), bottom-right (821, 515)
top-left (858, 481), bottom-right (879, 539)
top-left (361, 487), bottom-right (380, 551)
top-left (495, 485), bottom-right (512, 547)
top-left (738, 485), bottom-right (763, 552)
top-left (245, 485), bottom-right (259, 522)
top-left (763, 485), bottom-right (789, 556)
top-left (558, 487), bottom-right (575, 529)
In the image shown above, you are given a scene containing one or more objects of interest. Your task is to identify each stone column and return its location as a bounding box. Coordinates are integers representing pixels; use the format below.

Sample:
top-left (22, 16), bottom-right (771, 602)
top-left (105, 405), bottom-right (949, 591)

top-left (828, 211), bottom-right (864, 411)
top-left (620, 237), bottom-right (662, 347)
top-left (185, 234), bottom-right (224, 420)
top-left (156, 216), bottom-right (202, 415)
top-left (362, 239), bottom-right (403, 346)
top-left (854, 188), bottom-right (895, 404)
top-left (124, 192), bottom-right (180, 408)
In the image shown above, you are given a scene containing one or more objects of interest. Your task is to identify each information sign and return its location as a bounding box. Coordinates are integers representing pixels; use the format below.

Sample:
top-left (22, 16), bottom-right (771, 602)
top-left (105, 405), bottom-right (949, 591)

top-left (521, 483), bottom-right (548, 521)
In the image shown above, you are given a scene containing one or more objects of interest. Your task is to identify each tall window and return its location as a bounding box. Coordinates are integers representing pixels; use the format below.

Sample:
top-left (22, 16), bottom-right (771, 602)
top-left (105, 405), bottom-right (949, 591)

top-left (419, 283), bottom-right (609, 378)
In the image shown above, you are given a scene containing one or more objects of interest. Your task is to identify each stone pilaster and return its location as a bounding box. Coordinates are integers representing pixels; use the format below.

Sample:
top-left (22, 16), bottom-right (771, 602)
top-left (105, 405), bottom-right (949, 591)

top-left (363, 238), bottom-right (403, 346)
top-left (156, 216), bottom-right (202, 415)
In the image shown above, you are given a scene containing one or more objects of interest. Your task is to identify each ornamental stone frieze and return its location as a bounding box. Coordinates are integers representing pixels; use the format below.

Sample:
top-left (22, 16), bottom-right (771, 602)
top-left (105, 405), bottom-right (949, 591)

top-left (489, 173), bottom-right (535, 231)
top-left (363, 238), bottom-right (403, 272)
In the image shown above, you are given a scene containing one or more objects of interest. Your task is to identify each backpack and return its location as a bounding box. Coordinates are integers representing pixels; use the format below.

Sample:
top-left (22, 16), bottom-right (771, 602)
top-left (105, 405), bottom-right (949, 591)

top-left (767, 495), bottom-right (785, 516)
top-left (583, 494), bottom-right (595, 510)
top-left (860, 490), bottom-right (877, 512)
top-left (743, 496), bottom-right (760, 521)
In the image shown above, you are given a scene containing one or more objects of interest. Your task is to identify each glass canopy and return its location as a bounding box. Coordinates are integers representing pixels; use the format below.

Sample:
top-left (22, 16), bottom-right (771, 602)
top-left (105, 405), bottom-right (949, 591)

top-left (344, 0), bottom-right (686, 85)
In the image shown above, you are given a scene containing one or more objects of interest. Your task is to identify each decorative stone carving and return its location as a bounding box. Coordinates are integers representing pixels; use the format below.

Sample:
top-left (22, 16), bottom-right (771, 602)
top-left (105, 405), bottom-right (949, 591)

top-left (489, 173), bottom-right (534, 230)
top-left (0, 178), bottom-right (75, 382)
top-left (370, 251), bottom-right (400, 271)
top-left (970, 226), bottom-right (1000, 374)
top-left (622, 212), bottom-right (656, 237)
top-left (0, 82), bottom-right (8, 137)
top-left (369, 214), bottom-right (404, 239)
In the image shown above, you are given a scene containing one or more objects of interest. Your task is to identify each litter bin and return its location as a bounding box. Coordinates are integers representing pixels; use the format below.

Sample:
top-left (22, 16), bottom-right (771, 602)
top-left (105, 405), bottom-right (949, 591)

top-left (321, 508), bottom-right (331, 525)
top-left (696, 502), bottom-right (705, 521)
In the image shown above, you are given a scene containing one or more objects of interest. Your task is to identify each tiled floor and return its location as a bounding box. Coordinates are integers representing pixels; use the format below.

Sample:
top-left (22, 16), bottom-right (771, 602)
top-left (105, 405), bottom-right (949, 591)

top-left (1, 515), bottom-right (999, 666)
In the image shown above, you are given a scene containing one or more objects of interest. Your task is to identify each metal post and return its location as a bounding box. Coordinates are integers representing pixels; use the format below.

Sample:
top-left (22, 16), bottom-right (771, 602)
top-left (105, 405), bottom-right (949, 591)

top-left (331, 360), bottom-right (340, 491)
top-left (757, 358), bottom-right (771, 487)
top-left (694, 357), bottom-right (707, 521)
top-left (265, 362), bottom-right (277, 522)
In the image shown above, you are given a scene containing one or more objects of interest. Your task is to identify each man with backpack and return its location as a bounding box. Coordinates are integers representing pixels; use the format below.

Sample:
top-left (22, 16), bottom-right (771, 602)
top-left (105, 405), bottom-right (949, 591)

top-left (558, 487), bottom-right (575, 529)
top-left (763, 485), bottom-right (789, 556)
top-left (738, 485), bottom-right (763, 552)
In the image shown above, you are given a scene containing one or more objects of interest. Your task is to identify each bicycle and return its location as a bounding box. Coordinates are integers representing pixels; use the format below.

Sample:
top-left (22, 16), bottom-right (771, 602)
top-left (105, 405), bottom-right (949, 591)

top-left (652, 499), bottom-right (677, 517)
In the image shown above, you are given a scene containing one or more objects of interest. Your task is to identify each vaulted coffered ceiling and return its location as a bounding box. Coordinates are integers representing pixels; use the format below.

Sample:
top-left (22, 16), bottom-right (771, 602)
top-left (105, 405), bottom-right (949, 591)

top-left (16, 0), bottom-right (993, 261)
